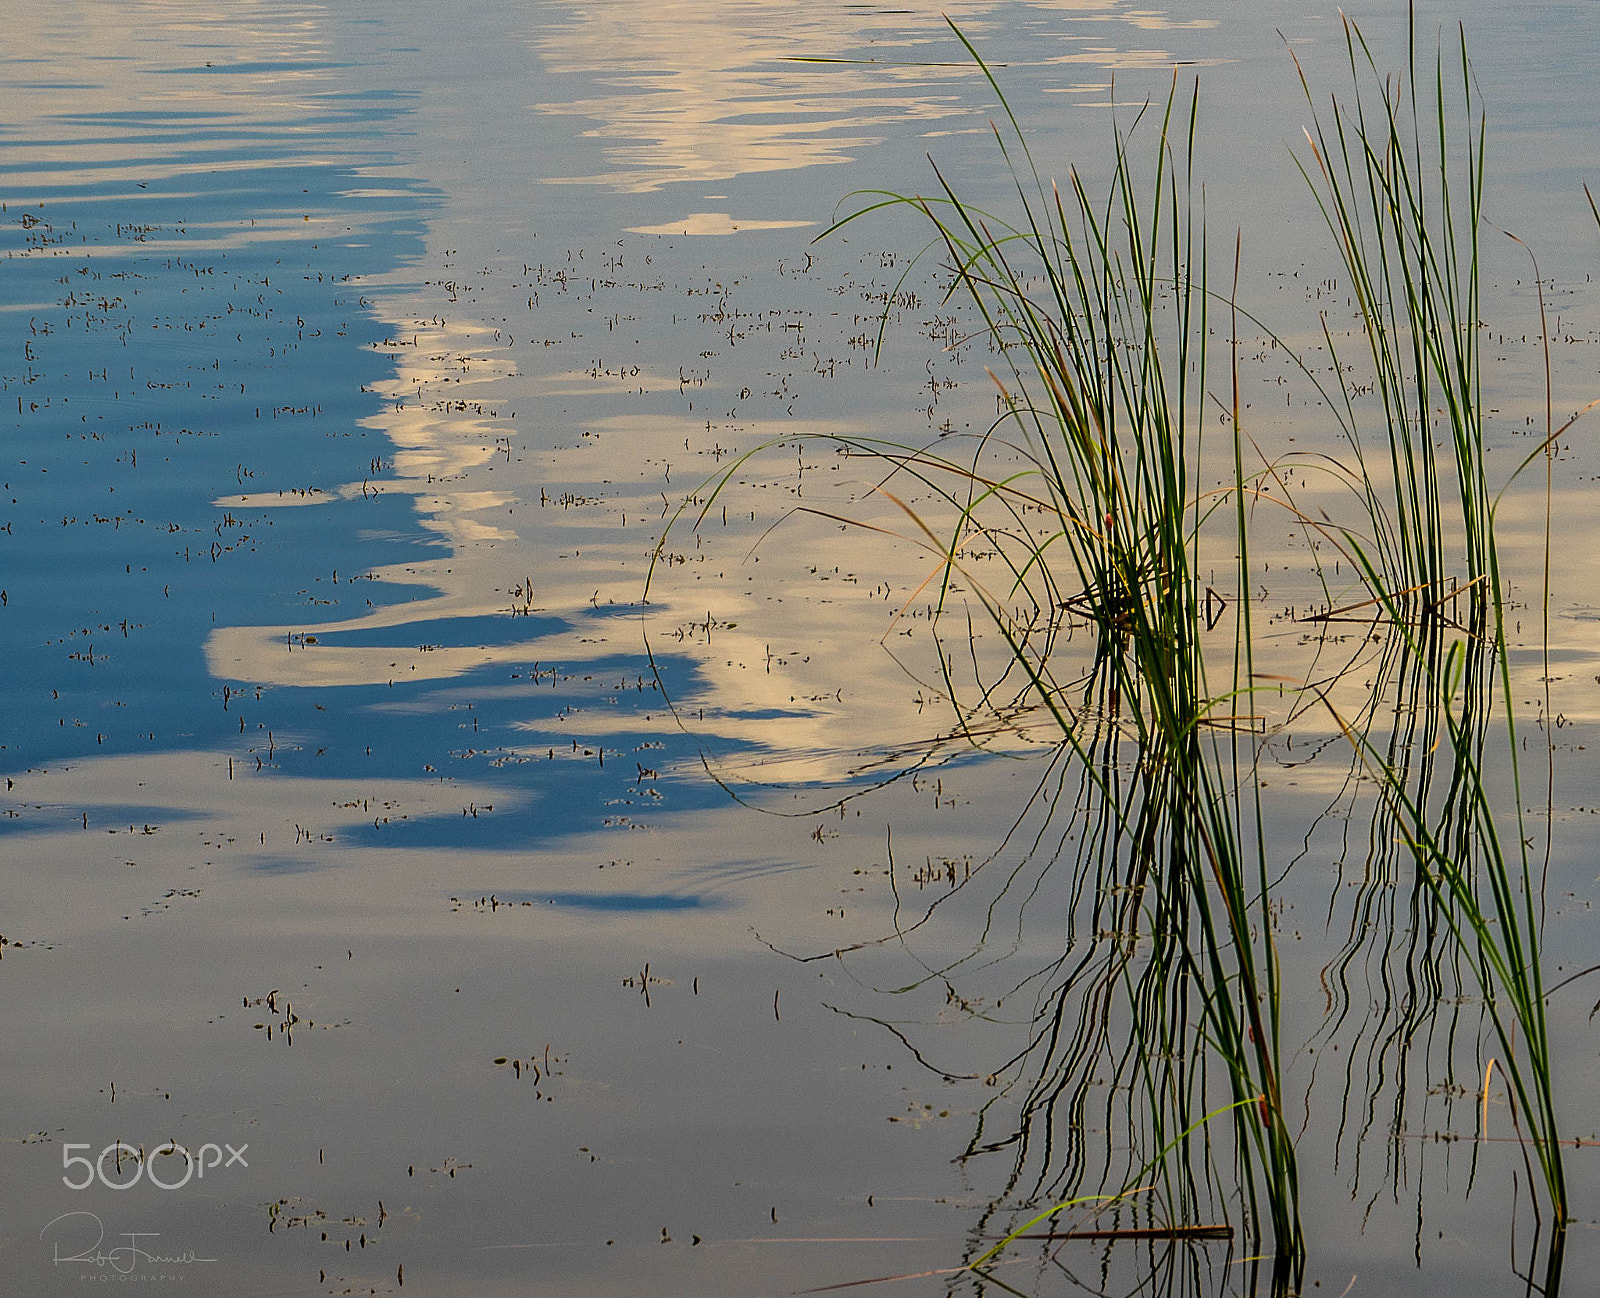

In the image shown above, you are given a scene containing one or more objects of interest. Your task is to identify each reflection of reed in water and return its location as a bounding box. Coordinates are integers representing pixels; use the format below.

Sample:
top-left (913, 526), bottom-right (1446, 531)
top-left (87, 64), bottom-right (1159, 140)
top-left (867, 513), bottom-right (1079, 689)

top-left (941, 700), bottom-right (1302, 1292)
top-left (1307, 614), bottom-right (1490, 1238)
top-left (847, 594), bottom-right (1558, 1298)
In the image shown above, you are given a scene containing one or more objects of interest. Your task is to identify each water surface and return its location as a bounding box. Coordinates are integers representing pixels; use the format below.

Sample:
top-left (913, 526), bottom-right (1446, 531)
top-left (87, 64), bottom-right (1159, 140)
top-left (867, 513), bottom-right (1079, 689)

top-left (6, 1), bottom-right (1600, 1294)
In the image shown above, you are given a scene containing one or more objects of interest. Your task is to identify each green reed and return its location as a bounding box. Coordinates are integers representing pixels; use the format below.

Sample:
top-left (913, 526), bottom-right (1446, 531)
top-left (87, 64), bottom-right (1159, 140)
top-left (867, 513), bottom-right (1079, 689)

top-left (1291, 14), bottom-right (1567, 1268)
top-left (810, 19), bottom-right (1305, 1276)
top-left (1290, 13), bottom-right (1493, 618)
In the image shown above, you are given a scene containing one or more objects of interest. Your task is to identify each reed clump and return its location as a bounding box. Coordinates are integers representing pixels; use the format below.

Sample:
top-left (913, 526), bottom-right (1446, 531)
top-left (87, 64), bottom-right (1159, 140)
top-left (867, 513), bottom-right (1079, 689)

top-left (1292, 16), bottom-right (1567, 1278)
top-left (656, 13), bottom-right (1577, 1291)
top-left (837, 14), bottom-right (1571, 1288)
top-left (814, 18), bottom-right (1306, 1278)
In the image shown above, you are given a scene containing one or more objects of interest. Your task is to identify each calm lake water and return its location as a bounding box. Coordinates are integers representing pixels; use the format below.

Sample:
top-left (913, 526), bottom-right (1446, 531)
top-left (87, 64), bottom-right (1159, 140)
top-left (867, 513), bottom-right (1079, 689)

top-left (6, 1), bottom-right (1600, 1294)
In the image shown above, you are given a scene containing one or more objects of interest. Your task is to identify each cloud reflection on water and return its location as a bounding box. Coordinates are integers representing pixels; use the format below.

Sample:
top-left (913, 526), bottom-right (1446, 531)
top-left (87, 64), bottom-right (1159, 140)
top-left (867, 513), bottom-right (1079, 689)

top-left (528, 0), bottom-right (1214, 192)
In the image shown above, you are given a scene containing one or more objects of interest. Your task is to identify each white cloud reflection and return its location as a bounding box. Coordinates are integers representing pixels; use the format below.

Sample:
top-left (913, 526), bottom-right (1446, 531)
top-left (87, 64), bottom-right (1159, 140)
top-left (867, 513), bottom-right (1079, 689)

top-left (529, 0), bottom-right (1215, 191)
